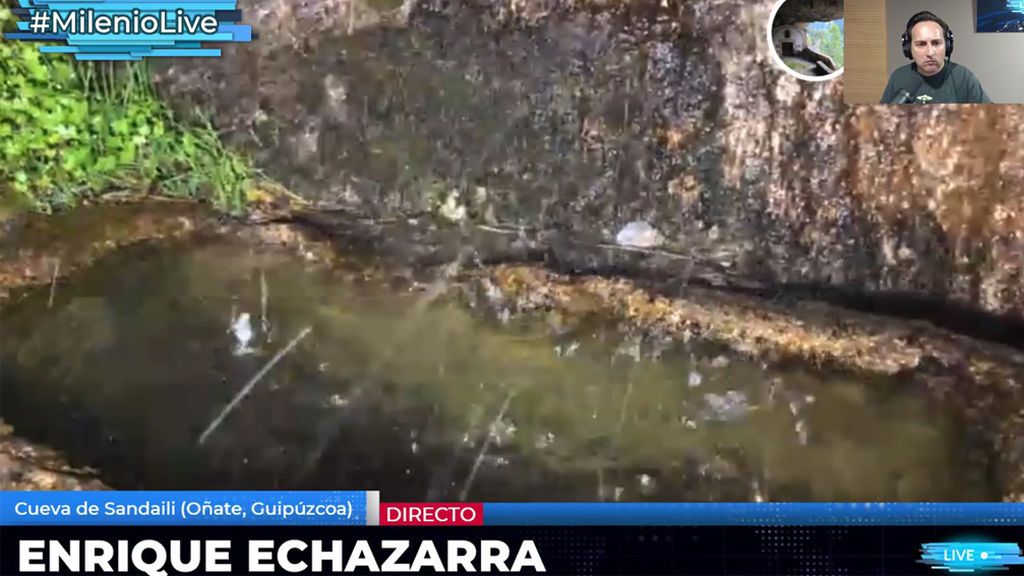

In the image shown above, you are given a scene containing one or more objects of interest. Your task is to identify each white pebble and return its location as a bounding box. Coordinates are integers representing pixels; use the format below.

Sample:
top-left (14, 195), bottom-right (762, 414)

top-left (615, 221), bottom-right (665, 248)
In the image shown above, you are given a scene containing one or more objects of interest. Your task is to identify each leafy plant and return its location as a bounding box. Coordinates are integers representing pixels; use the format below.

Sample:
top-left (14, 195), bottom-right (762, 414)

top-left (808, 20), bottom-right (844, 69)
top-left (0, 5), bottom-right (252, 214)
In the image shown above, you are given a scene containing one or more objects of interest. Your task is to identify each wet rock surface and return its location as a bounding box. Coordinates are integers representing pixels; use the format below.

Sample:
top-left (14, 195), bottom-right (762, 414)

top-left (773, 0), bottom-right (843, 25)
top-left (0, 201), bottom-right (211, 304)
top-left (152, 0), bottom-right (1023, 323)
top-left (0, 420), bottom-right (108, 490)
top-left (291, 209), bottom-right (1024, 349)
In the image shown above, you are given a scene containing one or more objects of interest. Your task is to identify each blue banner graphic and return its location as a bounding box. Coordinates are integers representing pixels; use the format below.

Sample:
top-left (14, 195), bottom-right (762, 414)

top-left (484, 502), bottom-right (1024, 526)
top-left (920, 542), bottom-right (1024, 573)
top-left (3, 0), bottom-right (252, 60)
top-left (4, 495), bottom-right (1024, 526)
top-left (0, 491), bottom-right (371, 525)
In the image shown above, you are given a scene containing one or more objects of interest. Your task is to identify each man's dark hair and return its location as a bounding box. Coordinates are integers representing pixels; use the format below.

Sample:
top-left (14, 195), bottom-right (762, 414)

top-left (902, 11), bottom-right (954, 59)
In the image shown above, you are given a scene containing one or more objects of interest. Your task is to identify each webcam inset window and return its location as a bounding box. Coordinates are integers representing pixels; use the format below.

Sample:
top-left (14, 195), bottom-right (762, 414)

top-left (845, 1), bottom-right (1024, 104)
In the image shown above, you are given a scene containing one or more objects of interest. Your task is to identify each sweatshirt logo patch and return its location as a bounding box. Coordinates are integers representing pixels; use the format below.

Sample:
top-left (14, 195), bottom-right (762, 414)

top-left (916, 94), bottom-right (934, 103)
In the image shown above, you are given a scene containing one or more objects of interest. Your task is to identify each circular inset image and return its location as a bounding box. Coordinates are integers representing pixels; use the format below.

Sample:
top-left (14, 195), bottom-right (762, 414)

top-left (768, 0), bottom-right (845, 82)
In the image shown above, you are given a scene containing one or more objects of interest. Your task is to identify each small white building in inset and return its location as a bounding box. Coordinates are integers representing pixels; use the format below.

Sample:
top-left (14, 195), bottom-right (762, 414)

top-left (773, 24), bottom-right (808, 58)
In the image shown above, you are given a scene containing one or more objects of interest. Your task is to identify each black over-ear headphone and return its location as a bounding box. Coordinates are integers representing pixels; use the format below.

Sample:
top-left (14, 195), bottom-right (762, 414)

top-left (902, 11), bottom-right (954, 59)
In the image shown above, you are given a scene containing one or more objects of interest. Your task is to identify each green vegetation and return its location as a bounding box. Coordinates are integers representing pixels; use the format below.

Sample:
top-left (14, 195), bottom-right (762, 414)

top-left (0, 6), bottom-right (252, 214)
top-left (808, 20), bottom-right (844, 69)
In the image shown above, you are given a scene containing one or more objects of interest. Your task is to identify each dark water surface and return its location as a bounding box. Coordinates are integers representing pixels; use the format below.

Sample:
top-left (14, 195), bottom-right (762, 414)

top-left (0, 237), bottom-right (996, 501)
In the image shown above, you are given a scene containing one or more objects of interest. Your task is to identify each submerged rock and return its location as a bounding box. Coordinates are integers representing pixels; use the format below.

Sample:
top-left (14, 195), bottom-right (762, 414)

top-left (701, 390), bottom-right (750, 421)
top-left (687, 370), bottom-right (703, 388)
top-left (0, 420), bottom-right (107, 490)
top-left (488, 264), bottom-right (1024, 500)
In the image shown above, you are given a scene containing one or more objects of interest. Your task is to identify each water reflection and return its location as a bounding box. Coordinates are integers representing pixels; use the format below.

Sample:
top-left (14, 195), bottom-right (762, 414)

top-left (0, 238), bottom-right (996, 501)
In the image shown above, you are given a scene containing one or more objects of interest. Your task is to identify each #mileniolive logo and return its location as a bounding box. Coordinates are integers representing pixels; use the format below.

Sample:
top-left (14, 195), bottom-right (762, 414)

top-left (920, 542), bottom-right (1024, 573)
top-left (3, 1), bottom-right (252, 61)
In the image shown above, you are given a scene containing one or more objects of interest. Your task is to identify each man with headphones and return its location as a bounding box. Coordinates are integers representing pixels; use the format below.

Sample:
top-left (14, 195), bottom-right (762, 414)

top-left (879, 11), bottom-right (992, 104)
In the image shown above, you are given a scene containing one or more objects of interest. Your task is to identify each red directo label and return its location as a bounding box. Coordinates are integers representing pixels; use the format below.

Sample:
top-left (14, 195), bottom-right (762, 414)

top-left (381, 503), bottom-right (484, 526)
